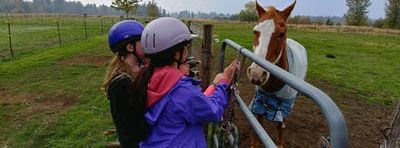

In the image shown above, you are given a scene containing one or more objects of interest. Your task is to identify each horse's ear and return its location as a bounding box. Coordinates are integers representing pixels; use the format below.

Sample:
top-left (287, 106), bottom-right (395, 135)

top-left (256, 0), bottom-right (266, 17)
top-left (281, 0), bottom-right (296, 21)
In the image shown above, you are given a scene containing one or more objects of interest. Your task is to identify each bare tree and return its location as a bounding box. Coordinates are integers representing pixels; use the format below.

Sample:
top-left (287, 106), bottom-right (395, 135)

top-left (111, 0), bottom-right (140, 18)
top-left (146, 0), bottom-right (159, 17)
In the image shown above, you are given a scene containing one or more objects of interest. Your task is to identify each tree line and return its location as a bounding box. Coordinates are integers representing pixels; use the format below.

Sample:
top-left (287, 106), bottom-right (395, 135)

top-left (236, 0), bottom-right (400, 29)
top-left (1, 0), bottom-right (398, 29)
top-left (0, 0), bottom-right (120, 15)
top-left (0, 0), bottom-right (233, 19)
top-left (0, 0), bottom-right (168, 17)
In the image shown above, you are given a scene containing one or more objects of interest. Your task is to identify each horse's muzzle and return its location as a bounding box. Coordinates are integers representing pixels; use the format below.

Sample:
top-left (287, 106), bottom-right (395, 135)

top-left (247, 66), bottom-right (269, 85)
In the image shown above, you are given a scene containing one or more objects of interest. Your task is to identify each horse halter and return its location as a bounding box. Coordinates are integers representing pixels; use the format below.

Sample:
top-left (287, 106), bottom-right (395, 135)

top-left (270, 34), bottom-right (285, 65)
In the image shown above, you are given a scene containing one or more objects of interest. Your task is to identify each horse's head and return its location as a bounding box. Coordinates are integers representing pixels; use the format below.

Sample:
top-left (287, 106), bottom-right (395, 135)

top-left (247, 0), bottom-right (296, 86)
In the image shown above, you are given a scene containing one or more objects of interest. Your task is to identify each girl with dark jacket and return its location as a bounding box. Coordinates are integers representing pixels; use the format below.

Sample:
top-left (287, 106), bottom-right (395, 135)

top-left (104, 20), bottom-right (147, 148)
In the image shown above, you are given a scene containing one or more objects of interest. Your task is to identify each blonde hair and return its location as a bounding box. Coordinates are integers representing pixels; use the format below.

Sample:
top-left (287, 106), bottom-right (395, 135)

top-left (103, 54), bottom-right (139, 95)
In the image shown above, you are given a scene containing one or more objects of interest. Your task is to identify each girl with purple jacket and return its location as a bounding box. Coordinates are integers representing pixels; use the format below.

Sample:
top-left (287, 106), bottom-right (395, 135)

top-left (135, 17), bottom-right (239, 147)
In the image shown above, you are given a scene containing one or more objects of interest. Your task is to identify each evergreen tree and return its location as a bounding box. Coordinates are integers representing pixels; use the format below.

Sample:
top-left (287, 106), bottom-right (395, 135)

top-left (344, 0), bottom-right (371, 26)
top-left (385, 0), bottom-right (400, 28)
top-left (326, 19), bottom-right (334, 26)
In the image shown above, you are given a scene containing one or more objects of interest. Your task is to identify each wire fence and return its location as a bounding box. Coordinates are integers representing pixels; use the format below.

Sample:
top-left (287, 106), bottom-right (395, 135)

top-left (3, 15), bottom-right (398, 61)
top-left (0, 13), bottom-right (127, 60)
top-left (187, 19), bottom-right (400, 36)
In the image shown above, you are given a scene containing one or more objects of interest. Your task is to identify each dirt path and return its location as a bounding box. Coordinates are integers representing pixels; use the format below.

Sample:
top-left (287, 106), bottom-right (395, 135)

top-left (235, 77), bottom-right (395, 148)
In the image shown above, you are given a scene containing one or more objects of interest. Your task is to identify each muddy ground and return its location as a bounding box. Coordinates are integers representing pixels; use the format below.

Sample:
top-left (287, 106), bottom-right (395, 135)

top-left (190, 42), bottom-right (396, 147)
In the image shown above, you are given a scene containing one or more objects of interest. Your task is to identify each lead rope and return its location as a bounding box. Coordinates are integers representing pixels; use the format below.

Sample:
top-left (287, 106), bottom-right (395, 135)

top-left (217, 53), bottom-right (243, 148)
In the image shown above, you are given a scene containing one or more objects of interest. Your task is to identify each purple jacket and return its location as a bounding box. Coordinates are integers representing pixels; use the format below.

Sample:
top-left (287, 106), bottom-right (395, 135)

top-left (140, 68), bottom-right (228, 147)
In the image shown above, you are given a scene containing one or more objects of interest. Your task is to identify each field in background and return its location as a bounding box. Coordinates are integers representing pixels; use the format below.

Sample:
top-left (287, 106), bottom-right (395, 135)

top-left (0, 14), bottom-right (127, 61)
top-left (209, 22), bottom-right (400, 105)
top-left (0, 16), bottom-right (399, 147)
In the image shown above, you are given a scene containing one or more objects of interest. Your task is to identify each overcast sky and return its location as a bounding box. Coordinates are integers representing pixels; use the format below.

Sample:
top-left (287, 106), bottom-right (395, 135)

top-left (69, 0), bottom-right (386, 19)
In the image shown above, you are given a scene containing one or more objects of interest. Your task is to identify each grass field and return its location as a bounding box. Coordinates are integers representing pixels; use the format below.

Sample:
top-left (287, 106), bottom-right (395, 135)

top-left (213, 23), bottom-right (400, 105)
top-left (0, 18), bottom-right (399, 147)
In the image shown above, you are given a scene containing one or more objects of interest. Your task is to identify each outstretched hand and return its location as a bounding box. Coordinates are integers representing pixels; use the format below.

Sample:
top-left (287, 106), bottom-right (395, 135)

top-left (213, 60), bottom-right (240, 85)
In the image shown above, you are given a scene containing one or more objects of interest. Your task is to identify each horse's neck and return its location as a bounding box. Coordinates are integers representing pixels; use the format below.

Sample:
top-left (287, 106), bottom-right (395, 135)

top-left (261, 47), bottom-right (289, 93)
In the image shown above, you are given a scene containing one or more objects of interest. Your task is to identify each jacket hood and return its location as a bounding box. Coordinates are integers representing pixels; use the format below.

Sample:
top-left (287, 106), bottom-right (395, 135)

top-left (147, 66), bottom-right (183, 108)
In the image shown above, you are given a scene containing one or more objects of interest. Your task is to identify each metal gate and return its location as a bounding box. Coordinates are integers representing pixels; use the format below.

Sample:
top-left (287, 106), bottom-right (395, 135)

top-left (214, 39), bottom-right (349, 148)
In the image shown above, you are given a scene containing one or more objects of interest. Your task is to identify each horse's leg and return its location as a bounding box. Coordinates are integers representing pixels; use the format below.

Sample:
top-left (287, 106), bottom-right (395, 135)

top-left (277, 121), bottom-right (285, 148)
top-left (250, 115), bottom-right (264, 148)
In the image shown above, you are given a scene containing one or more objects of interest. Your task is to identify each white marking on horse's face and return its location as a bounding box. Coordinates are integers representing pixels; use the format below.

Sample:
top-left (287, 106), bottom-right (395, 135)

top-left (247, 19), bottom-right (275, 85)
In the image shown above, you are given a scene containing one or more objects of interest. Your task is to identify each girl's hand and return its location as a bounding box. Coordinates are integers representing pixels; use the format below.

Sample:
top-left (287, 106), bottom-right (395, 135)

top-left (224, 60), bottom-right (241, 84)
top-left (213, 60), bottom-right (240, 85)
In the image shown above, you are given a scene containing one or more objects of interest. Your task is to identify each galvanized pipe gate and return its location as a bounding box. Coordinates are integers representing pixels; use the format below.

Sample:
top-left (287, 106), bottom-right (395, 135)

top-left (216, 39), bottom-right (349, 148)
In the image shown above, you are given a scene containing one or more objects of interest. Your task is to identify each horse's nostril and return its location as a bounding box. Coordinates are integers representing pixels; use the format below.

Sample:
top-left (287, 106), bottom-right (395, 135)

top-left (262, 71), bottom-right (268, 76)
top-left (251, 79), bottom-right (262, 85)
top-left (261, 77), bottom-right (267, 82)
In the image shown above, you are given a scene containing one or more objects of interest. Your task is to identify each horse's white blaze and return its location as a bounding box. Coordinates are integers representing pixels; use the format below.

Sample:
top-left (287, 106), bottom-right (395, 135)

top-left (247, 19), bottom-right (275, 84)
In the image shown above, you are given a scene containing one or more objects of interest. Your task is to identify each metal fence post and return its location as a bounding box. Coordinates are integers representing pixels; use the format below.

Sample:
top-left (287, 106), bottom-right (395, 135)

top-left (7, 19), bottom-right (14, 59)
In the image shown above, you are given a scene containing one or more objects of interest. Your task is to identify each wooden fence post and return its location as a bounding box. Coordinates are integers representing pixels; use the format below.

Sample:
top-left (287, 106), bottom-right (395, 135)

top-left (7, 19), bottom-right (14, 59)
top-left (187, 21), bottom-right (193, 56)
top-left (100, 18), bottom-right (104, 35)
top-left (84, 14), bottom-right (88, 39)
top-left (383, 102), bottom-right (400, 147)
top-left (56, 20), bottom-right (62, 46)
top-left (198, 24), bottom-right (215, 147)
top-left (200, 24), bottom-right (213, 89)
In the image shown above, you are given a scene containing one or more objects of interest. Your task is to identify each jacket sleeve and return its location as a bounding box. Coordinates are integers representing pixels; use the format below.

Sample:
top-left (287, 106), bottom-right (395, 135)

top-left (108, 77), bottom-right (139, 148)
top-left (172, 81), bottom-right (229, 124)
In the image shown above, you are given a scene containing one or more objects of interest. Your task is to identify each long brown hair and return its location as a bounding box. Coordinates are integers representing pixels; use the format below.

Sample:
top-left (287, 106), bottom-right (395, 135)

top-left (104, 48), bottom-right (150, 141)
top-left (103, 53), bottom-right (138, 95)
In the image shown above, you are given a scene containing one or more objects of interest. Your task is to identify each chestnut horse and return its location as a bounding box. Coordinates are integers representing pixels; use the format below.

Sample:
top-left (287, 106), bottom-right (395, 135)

top-left (246, 0), bottom-right (307, 147)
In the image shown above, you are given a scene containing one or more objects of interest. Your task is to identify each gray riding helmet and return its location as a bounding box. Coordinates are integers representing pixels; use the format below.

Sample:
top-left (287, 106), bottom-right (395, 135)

top-left (141, 17), bottom-right (197, 54)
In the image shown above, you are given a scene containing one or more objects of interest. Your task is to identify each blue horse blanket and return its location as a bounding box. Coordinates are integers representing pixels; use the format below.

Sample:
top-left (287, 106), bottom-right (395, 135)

top-left (249, 38), bottom-right (307, 122)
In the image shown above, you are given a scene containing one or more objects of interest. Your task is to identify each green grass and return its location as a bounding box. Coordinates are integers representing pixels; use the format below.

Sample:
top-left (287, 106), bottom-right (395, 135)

top-left (0, 35), bottom-right (116, 147)
top-left (212, 23), bottom-right (400, 104)
top-left (0, 20), bottom-right (399, 147)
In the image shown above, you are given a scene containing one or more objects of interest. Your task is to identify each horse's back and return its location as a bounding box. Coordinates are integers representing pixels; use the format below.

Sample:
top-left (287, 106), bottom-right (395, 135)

top-left (273, 38), bottom-right (308, 99)
top-left (286, 38), bottom-right (308, 80)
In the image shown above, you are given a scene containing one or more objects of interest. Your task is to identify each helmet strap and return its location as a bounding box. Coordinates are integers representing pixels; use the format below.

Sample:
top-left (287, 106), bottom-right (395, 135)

top-left (174, 48), bottom-right (185, 69)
